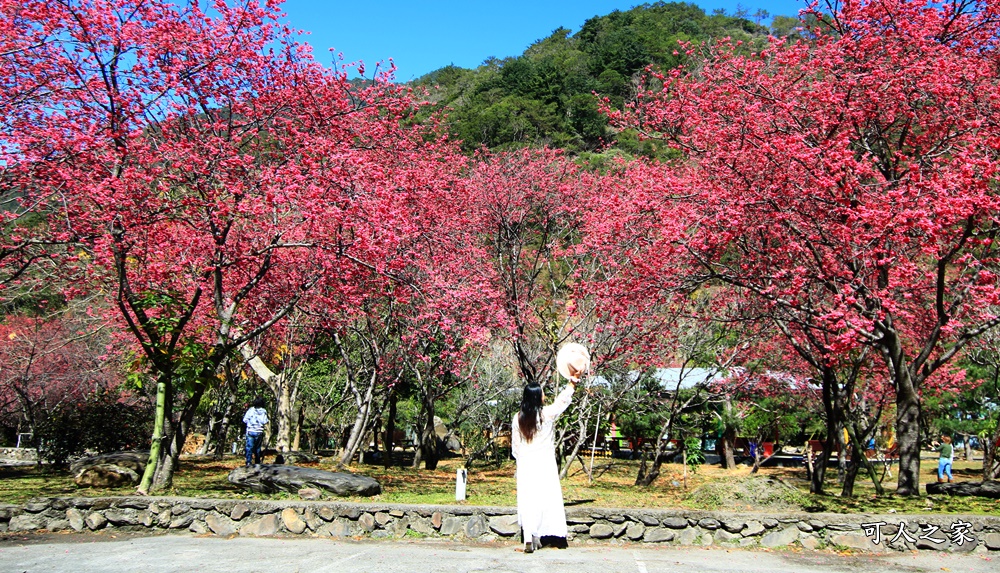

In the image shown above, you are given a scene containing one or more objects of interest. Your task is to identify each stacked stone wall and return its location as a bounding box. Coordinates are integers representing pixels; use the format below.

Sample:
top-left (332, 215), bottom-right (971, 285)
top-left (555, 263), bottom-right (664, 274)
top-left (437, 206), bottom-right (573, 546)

top-left (0, 447), bottom-right (38, 462)
top-left (1, 497), bottom-right (998, 553)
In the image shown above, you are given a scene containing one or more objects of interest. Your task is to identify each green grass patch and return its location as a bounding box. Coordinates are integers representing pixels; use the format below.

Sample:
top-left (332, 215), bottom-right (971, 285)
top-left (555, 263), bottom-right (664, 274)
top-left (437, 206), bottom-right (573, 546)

top-left (1, 455), bottom-right (997, 516)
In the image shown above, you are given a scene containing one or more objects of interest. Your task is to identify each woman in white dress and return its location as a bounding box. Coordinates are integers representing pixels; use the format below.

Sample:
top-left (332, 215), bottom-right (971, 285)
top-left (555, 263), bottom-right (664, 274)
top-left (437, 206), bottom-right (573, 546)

top-left (512, 344), bottom-right (587, 554)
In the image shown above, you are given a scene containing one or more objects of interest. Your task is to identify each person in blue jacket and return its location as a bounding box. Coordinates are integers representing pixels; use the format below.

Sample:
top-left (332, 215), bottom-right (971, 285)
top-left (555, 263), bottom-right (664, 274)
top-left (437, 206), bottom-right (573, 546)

top-left (242, 397), bottom-right (269, 467)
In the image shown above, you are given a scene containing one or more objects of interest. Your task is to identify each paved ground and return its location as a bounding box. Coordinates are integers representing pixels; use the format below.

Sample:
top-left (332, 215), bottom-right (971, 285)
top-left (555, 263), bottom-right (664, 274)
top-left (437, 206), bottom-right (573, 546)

top-left (0, 533), bottom-right (995, 573)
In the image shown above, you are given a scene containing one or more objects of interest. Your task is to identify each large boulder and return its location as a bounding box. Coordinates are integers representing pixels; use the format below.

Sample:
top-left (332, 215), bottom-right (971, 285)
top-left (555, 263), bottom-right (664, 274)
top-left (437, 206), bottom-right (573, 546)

top-left (70, 452), bottom-right (148, 475)
top-left (281, 452), bottom-right (320, 465)
top-left (926, 480), bottom-right (1000, 499)
top-left (227, 464), bottom-right (381, 497)
top-left (74, 464), bottom-right (140, 488)
top-left (71, 452), bottom-right (148, 488)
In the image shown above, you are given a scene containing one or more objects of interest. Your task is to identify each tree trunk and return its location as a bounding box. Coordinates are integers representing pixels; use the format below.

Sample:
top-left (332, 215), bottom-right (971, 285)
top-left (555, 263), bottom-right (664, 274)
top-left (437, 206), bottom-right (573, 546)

top-left (843, 422), bottom-right (885, 497)
top-left (200, 400), bottom-right (233, 459)
top-left (719, 428), bottom-right (737, 469)
top-left (894, 368), bottom-right (922, 496)
top-left (241, 347), bottom-right (301, 453)
top-left (984, 425), bottom-right (1000, 481)
top-left (274, 377), bottom-right (294, 452)
top-left (841, 445), bottom-right (861, 498)
top-left (151, 381), bottom-right (207, 491)
top-left (559, 391), bottom-right (590, 479)
top-left (338, 371), bottom-right (378, 468)
top-left (384, 393), bottom-right (397, 469)
top-left (635, 417), bottom-right (674, 486)
top-left (292, 403), bottom-right (303, 452)
top-left (137, 372), bottom-right (170, 494)
top-left (416, 394), bottom-right (439, 470)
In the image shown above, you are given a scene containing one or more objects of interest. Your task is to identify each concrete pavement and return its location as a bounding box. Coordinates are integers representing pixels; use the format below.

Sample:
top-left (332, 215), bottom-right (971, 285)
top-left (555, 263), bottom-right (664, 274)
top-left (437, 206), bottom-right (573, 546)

top-left (0, 533), bottom-right (995, 573)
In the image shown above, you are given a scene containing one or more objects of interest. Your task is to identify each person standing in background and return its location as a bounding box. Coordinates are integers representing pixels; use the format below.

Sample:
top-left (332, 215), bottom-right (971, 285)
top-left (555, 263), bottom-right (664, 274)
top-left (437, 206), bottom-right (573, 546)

top-left (243, 397), bottom-right (269, 467)
top-left (934, 435), bottom-right (954, 483)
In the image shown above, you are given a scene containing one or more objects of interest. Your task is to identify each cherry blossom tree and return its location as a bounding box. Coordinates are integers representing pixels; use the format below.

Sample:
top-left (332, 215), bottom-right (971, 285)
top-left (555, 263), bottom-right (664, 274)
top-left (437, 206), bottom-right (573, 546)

top-left (0, 0), bottom-right (461, 491)
top-left (0, 303), bottom-right (121, 453)
top-left (611, 0), bottom-right (1000, 495)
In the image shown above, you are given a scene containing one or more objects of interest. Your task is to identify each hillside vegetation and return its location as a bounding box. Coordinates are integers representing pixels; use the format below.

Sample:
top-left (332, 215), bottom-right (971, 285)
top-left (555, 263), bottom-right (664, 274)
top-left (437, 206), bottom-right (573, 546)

top-left (411, 1), bottom-right (804, 158)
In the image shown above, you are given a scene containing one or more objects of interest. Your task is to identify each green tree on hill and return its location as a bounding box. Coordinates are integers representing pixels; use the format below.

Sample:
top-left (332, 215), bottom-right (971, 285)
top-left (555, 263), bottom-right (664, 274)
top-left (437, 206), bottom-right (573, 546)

top-left (414, 2), bottom-right (793, 155)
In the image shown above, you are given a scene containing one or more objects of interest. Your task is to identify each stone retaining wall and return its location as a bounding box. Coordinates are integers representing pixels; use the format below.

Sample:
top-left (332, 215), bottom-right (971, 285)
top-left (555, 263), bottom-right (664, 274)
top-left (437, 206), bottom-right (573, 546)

top-left (1, 497), bottom-right (998, 553)
top-left (0, 447), bottom-right (38, 462)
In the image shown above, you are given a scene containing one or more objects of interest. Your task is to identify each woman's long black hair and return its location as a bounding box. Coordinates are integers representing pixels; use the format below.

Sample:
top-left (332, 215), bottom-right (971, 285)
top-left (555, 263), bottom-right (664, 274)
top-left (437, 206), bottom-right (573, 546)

top-left (518, 384), bottom-right (543, 442)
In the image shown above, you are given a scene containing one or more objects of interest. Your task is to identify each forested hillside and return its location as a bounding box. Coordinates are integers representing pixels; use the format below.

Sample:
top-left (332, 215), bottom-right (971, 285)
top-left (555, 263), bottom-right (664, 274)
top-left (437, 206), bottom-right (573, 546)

top-left (412, 2), bottom-right (804, 157)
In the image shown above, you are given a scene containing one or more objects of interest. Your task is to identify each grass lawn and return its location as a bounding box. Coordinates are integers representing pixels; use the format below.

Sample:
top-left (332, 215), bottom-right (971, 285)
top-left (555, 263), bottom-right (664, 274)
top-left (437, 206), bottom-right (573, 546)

top-left (1, 454), bottom-right (997, 516)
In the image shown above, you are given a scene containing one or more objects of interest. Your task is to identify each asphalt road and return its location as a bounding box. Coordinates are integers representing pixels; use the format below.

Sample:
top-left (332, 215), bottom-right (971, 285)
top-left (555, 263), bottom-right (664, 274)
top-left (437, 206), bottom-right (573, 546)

top-left (0, 533), bottom-right (995, 573)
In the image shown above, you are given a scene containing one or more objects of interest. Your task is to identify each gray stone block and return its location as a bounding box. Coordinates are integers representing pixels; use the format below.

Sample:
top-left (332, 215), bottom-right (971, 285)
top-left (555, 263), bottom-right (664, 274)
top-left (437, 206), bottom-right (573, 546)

top-left (9, 514), bottom-right (44, 532)
top-left (715, 530), bottom-right (742, 543)
top-left (67, 508), bottom-right (85, 531)
top-left (801, 536), bottom-right (821, 550)
top-left (205, 513), bottom-right (236, 536)
top-left (742, 521), bottom-right (765, 536)
top-left (830, 533), bottom-right (882, 552)
top-left (230, 504), bottom-right (251, 521)
top-left (643, 527), bottom-right (675, 543)
top-left (85, 512), bottom-right (107, 531)
top-left (627, 522), bottom-right (646, 540)
top-left (104, 510), bottom-right (137, 526)
top-left (488, 514), bottom-right (519, 537)
top-left (698, 518), bottom-right (720, 530)
top-left (439, 517), bottom-right (465, 536)
top-left (189, 521), bottom-right (209, 534)
top-left (390, 517), bottom-right (410, 538)
top-left (239, 514), bottom-right (279, 536)
top-left (156, 509), bottom-right (172, 528)
top-left (303, 509), bottom-right (322, 531)
top-left (410, 518), bottom-right (435, 535)
top-left (662, 517), bottom-right (688, 529)
top-left (760, 527), bottom-right (799, 548)
top-left (677, 528), bottom-right (699, 546)
top-left (357, 513), bottom-right (375, 532)
top-left (281, 508), bottom-right (307, 534)
top-left (24, 501), bottom-right (50, 513)
top-left (590, 524), bottom-right (615, 539)
top-left (169, 514), bottom-right (194, 529)
top-left (722, 519), bottom-right (744, 533)
top-left (465, 514), bottom-right (490, 539)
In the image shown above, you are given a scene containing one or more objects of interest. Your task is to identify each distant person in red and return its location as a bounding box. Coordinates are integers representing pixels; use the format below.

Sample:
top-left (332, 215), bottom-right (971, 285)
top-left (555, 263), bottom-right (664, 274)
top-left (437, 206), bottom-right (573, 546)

top-left (243, 397), bottom-right (269, 467)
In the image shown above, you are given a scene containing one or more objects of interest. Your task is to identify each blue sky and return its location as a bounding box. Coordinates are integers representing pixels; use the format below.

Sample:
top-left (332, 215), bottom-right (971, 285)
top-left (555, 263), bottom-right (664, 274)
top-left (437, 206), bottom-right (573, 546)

top-left (279, 1), bottom-right (814, 81)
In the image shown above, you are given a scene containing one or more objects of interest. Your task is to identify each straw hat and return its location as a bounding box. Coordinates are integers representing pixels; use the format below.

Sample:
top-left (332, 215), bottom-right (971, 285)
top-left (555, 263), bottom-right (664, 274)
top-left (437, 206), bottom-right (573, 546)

top-left (556, 343), bottom-right (591, 381)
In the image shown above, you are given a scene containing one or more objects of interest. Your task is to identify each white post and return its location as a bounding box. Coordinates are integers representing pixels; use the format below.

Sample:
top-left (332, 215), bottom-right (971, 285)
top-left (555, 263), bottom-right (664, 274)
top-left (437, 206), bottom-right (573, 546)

top-left (455, 468), bottom-right (467, 501)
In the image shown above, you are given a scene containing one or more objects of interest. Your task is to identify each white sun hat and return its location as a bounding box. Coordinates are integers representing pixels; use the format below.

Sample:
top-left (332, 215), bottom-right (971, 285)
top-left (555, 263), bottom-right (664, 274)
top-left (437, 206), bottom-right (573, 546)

top-left (556, 343), bottom-right (591, 381)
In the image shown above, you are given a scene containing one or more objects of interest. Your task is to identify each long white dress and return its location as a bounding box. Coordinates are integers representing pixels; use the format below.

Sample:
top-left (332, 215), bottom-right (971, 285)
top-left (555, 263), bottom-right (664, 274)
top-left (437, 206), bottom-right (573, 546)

top-left (512, 384), bottom-right (574, 540)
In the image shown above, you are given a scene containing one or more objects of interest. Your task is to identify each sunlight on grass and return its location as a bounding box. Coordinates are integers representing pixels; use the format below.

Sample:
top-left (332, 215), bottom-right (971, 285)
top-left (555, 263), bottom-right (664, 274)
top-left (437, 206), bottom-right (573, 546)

top-left (1, 455), bottom-right (997, 516)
